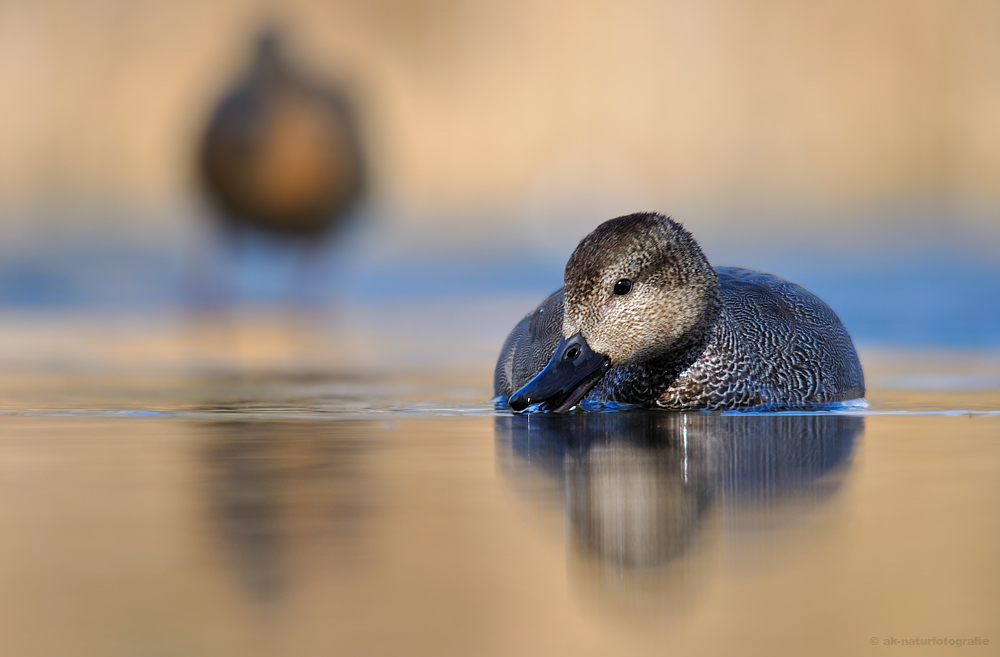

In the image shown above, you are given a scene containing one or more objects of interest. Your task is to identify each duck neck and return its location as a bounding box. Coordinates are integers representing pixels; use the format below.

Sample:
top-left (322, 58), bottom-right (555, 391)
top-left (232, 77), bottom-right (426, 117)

top-left (595, 289), bottom-right (722, 405)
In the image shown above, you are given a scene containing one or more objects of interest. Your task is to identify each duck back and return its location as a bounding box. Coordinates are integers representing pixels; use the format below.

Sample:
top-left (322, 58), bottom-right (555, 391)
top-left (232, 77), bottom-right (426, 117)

top-left (654, 267), bottom-right (864, 409)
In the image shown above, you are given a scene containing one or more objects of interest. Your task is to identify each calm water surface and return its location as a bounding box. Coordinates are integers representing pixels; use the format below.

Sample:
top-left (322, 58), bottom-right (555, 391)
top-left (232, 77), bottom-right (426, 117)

top-left (0, 309), bottom-right (997, 656)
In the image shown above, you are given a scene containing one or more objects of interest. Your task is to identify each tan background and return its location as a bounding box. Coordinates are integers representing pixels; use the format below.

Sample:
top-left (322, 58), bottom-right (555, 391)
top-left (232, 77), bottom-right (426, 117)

top-left (1, 0), bottom-right (998, 242)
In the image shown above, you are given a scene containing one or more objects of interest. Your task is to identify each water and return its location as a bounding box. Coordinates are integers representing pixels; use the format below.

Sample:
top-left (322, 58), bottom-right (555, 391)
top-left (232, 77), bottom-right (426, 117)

top-left (2, 217), bottom-right (999, 348)
top-left (0, 305), bottom-right (997, 657)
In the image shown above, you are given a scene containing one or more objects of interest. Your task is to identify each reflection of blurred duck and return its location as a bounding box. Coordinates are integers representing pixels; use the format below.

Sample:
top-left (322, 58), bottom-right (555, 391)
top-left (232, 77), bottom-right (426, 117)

top-left (199, 421), bottom-right (370, 604)
top-left (198, 30), bottom-right (365, 242)
top-left (495, 412), bottom-right (862, 606)
top-left (496, 213), bottom-right (865, 411)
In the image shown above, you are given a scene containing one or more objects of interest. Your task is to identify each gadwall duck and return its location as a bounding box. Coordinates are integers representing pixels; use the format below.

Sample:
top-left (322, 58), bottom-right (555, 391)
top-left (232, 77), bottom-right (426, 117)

top-left (495, 213), bottom-right (865, 412)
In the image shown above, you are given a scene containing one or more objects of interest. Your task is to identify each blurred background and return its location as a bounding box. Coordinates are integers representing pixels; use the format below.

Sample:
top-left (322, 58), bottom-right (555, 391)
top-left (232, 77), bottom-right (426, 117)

top-left (0, 0), bottom-right (998, 354)
top-left (1, 6), bottom-right (999, 654)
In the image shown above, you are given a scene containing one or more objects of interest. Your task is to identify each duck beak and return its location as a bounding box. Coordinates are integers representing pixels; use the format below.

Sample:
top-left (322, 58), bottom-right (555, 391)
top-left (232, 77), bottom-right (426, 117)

top-left (508, 333), bottom-right (608, 413)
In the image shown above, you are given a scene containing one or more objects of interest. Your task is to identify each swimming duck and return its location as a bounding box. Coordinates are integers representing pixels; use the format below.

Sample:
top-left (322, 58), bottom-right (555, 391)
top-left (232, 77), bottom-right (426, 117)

top-left (198, 29), bottom-right (365, 240)
top-left (495, 213), bottom-right (865, 412)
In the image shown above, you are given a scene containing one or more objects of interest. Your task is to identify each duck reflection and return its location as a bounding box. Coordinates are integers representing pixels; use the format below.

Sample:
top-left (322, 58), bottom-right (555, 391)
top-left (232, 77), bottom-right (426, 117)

top-left (198, 420), bottom-right (370, 604)
top-left (495, 412), bottom-right (862, 609)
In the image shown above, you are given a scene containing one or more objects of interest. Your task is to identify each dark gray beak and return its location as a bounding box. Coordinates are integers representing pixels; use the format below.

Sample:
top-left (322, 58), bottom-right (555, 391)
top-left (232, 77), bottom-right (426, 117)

top-left (508, 333), bottom-right (608, 413)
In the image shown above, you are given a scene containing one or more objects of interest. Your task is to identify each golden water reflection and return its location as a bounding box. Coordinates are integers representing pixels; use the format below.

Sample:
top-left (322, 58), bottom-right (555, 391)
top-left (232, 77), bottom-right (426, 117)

top-left (0, 407), bottom-right (997, 656)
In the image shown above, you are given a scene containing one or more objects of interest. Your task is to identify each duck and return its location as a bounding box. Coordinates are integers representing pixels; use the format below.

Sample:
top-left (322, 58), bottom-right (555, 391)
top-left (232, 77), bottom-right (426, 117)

top-left (198, 29), bottom-right (366, 241)
top-left (494, 212), bottom-right (865, 412)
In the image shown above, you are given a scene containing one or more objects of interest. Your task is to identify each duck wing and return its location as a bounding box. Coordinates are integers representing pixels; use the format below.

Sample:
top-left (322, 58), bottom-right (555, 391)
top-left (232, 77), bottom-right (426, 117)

top-left (716, 266), bottom-right (865, 404)
top-left (494, 288), bottom-right (565, 398)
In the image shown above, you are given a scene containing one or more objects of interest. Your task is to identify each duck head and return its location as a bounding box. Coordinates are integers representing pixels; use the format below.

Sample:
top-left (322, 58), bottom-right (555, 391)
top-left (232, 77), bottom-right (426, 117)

top-left (508, 213), bottom-right (719, 412)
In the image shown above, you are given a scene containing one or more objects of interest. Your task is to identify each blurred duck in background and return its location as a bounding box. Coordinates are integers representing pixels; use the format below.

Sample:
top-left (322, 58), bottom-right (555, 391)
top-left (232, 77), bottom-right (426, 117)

top-left (195, 28), bottom-right (366, 307)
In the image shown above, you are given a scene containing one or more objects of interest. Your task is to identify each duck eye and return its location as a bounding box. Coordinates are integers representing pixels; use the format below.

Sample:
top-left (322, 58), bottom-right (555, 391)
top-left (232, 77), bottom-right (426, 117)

top-left (613, 279), bottom-right (633, 296)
